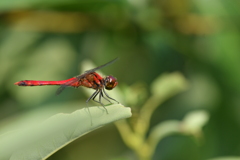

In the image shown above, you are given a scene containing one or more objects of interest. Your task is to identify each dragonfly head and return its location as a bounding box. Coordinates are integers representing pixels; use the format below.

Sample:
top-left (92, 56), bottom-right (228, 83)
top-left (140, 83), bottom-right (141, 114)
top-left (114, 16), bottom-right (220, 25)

top-left (104, 76), bottom-right (118, 90)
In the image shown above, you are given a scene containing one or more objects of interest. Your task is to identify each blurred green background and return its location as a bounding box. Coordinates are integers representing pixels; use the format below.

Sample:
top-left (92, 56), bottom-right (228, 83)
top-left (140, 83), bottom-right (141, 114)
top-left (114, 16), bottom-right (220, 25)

top-left (1, 0), bottom-right (240, 160)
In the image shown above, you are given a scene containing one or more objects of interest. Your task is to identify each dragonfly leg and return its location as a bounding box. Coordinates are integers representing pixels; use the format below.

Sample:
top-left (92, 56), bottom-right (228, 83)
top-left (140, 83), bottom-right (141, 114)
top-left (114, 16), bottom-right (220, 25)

top-left (97, 90), bottom-right (108, 114)
top-left (86, 89), bottom-right (100, 103)
top-left (85, 90), bottom-right (100, 126)
top-left (100, 90), bottom-right (112, 104)
top-left (102, 88), bottom-right (119, 104)
top-left (90, 89), bottom-right (108, 114)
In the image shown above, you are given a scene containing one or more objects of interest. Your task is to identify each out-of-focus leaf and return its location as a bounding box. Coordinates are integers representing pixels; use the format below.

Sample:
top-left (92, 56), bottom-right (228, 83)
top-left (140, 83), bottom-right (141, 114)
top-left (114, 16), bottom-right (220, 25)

top-left (148, 110), bottom-right (209, 150)
top-left (148, 120), bottom-right (181, 149)
top-left (151, 72), bottom-right (188, 99)
top-left (181, 110), bottom-right (209, 135)
top-left (0, 104), bottom-right (131, 160)
top-left (122, 82), bottom-right (148, 106)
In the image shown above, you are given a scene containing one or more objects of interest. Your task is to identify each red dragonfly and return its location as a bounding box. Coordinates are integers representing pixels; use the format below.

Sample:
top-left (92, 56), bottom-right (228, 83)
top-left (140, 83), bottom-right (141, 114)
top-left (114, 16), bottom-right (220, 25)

top-left (15, 58), bottom-right (119, 110)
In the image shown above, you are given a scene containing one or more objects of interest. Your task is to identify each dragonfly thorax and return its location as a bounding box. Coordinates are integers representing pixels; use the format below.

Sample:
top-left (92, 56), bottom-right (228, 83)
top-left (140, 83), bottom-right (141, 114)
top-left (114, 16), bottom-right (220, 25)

top-left (104, 76), bottom-right (118, 90)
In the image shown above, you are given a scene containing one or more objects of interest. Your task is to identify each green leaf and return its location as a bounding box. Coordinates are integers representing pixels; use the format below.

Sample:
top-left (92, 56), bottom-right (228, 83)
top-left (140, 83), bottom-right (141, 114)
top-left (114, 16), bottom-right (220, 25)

top-left (181, 110), bottom-right (209, 135)
top-left (151, 72), bottom-right (188, 99)
top-left (148, 120), bottom-right (181, 149)
top-left (0, 104), bottom-right (131, 160)
top-left (148, 110), bottom-right (209, 150)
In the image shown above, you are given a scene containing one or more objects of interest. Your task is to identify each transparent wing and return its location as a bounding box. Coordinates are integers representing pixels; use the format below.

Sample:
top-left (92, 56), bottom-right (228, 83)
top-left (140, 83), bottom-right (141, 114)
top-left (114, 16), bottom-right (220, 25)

top-left (56, 58), bottom-right (119, 95)
top-left (56, 85), bottom-right (68, 95)
top-left (55, 78), bottom-right (79, 95)
top-left (80, 57), bottom-right (119, 78)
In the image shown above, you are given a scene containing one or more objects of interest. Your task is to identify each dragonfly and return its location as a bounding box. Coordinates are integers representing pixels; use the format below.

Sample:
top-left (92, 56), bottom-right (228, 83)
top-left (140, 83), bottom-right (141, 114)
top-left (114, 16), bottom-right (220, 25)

top-left (14, 58), bottom-right (119, 112)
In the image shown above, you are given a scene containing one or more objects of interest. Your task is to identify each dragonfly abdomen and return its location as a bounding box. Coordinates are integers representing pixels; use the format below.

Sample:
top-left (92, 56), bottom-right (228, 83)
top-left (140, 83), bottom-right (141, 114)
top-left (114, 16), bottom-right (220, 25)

top-left (14, 78), bottom-right (77, 86)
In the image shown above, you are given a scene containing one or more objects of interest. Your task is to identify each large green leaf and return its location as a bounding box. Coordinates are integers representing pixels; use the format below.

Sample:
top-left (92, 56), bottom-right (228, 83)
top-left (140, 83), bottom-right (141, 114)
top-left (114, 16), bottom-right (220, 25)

top-left (0, 104), bottom-right (131, 160)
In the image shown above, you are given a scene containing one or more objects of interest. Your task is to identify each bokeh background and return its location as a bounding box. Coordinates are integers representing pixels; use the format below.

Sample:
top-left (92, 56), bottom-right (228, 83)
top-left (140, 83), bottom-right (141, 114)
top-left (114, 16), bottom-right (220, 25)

top-left (1, 0), bottom-right (240, 160)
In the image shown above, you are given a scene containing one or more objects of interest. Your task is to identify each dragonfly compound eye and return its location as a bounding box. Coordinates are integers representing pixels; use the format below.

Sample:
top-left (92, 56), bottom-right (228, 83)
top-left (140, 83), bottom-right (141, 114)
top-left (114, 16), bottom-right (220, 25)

top-left (105, 76), bottom-right (118, 90)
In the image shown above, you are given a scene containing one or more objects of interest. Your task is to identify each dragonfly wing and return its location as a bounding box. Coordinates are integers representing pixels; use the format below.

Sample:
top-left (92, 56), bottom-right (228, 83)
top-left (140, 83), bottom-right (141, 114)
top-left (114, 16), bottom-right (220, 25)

top-left (56, 85), bottom-right (68, 95)
top-left (84, 58), bottom-right (119, 74)
top-left (55, 78), bottom-right (79, 95)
